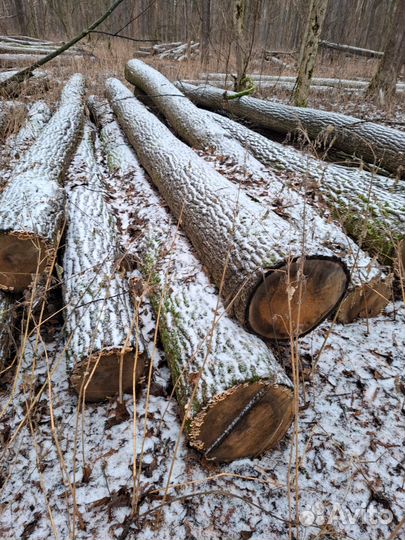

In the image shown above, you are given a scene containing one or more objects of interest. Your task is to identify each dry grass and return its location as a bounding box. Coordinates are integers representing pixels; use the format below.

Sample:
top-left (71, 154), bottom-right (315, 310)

top-left (0, 38), bottom-right (404, 540)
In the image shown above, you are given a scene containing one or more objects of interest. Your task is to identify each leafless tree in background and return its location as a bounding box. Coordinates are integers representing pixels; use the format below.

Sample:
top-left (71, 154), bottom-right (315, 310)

top-left (293, 0), bottom-right (328, 107)
top-left (233, 0), bottom-right (262, 90)
top-left (367, 0), bottom-right (405, 101)
top-left (200, 0), bottom-right (211, 67)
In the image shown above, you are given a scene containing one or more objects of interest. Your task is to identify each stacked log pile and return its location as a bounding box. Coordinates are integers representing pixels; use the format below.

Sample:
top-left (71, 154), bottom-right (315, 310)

top-left (89, 95), bottom-right (294, 460)
top-left (125, 60), bottom-right (389, 323)
top-left (0, 74), bottom-right (85, 292)
top-left (64, 123), bottom-right (146, 402)
top-left (136, 41), bottom-right (200, 61)
top-left (0, 34), bottom-right (89, 58)
top-left (107, 76), bottom-right (349, 341)
top-left (176, 82), bottom-right (405, 178)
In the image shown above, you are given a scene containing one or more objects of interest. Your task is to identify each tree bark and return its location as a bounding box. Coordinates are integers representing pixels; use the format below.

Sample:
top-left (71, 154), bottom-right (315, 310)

top-left (203, 110), bottom-right (397, 316)
top-left (89, 95), bottom-right (294, 461)
top-left (0, 74), bottom-right (85, 292)
top-left (293, 0), bottom-right (328, 107)
top-left (367, 0), bottom-right (405, 100)
top-left (200, 0), bottom-right (211, 68)
top-left (0, 53), bottom-right (50, 68)
top-left (124, 61), bottom-right (388, 323)
top-left (107, 77), bottom-right (349, 341)
top-left (6, 100), bottom-right (51, 161)
top-left (319, 40), bottom-right (383, 58)
top-left (0, 69), bottom-right (48, 96)
top-left (63, 123), bottom-right (146, 403)
top-left (1, 100), bottom-right (51, 193)
top-left (177, 82), bottom-right (405, 178)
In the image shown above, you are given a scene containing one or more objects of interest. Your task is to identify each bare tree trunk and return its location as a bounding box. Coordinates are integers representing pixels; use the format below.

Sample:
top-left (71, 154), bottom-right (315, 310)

top-left (233, 0), bottom-right (261, 91)
top-left (200, 0), bottom-right (211, 68)
top-left (367, 0), bottom-right (405, 101)
top-left (293, 0), bottom-right (328, 107)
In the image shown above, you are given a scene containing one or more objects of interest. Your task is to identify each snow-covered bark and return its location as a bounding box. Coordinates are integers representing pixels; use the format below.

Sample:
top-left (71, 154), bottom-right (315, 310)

top-left (3, 100), bottom-right (51, 162)
top-left (207, 110), bottom-right (405, 274)
top-left (0, 74), bottom-right (85, 292)
top-left (107, 77), bottom-right (349, 341)
top-left (0, 69), bottom-right (48, 84)
top-left (63, 123), bottom-right (146, 403)
top-left (124, 62), bottom-right (388, 323)
top-left (178, 82), bottom-right (405, 177)
top-left (89, 95), bottom-right (293, 461)
top-left (0, 292), bottom-right (17, 369)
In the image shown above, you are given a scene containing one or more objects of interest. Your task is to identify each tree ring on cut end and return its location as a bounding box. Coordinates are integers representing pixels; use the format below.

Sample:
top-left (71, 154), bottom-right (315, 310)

top-left (248, 256), bottom-right (349, 340)
top-left (70, 349), bottom-right (146, 402)
top-left (0, 232), bottom-right (49, 291)
top-left (189, 381), bottom-right (294, 462)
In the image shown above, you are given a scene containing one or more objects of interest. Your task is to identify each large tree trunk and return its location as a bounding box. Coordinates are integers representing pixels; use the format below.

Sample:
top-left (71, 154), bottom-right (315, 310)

top-left (124, 61), bottom-right (388, 323)
top-left (89, 95), bottom-right (294, 461)
top-left (0, 74), bottom-right (85, 293)
top-left (203, 110), bottom-right (398, 314)
top-left (318, 40), bottom-right (383, 58)
top-left (63, 123), bottom-right (146, 403)
top-left (107, 78), bottom-right (349, 341)
top-left (293, 0), bottom-right (328, 107)
top-left (177, 82), bottom-right (405, 178)
top-left (367, 0), bottom-right (405, 101)
top-left (200, 0), bottom-right (211, 68)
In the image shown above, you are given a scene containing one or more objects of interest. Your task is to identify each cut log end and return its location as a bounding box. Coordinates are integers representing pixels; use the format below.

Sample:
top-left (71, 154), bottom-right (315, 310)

top-left (0, 233), bottom-right (49, 291)
top-left (70, 349), bottom-right (146, 403)
top-left (248, 257), bottom-right (348, 340)
top-left (189, 381), bottom-right (294, 462)
top-left (337, 278), bottom-right (392, 324)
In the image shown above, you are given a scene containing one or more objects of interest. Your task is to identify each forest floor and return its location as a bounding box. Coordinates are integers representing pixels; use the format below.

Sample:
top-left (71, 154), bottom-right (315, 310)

top-left (0, 40), bottom-right (404, 540)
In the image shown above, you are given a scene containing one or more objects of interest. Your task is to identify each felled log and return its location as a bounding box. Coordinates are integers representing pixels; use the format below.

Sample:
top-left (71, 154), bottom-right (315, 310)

top-left (1, 100), bottom-right (52, 192)
top-left (0, 292), bottom-right (17, 372)
top-left (204, 110), bottom-right (397, 317)
top-left (0, 42), bottom-right (82, 56)
top-left (0, 69), bottom-right (49, 96)
top-left (177, 82), bottom-right (405, 178)
top-left (0, 35), bottom-right (56, 46)
top-left (7, 100), bottom-right (51, 160)
top-left (0, 53), bottom-right (48, 68)
top-left (206, 112), bottom-right (405, 270)
top-left (107, 77), bottom-right (349, 340)
top-left (200, 73), bottom-right (405, 91)
top-left (319, 40), bottom-right (383, 58)
top-left (64, 123), bottom-right (146, 402)
top-left (125, 61), bottom-right (386, 323)
top-left (89, 95), bottom-right (294, 460)
top-left (0, 74), bottom-right (85, 292)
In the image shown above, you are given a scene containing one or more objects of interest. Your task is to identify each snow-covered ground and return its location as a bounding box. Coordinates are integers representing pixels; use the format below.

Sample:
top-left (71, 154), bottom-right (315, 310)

top-left (0, 67), bottom-right (404, 540)
top-left (1, 139), bottom-right (404, 539)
